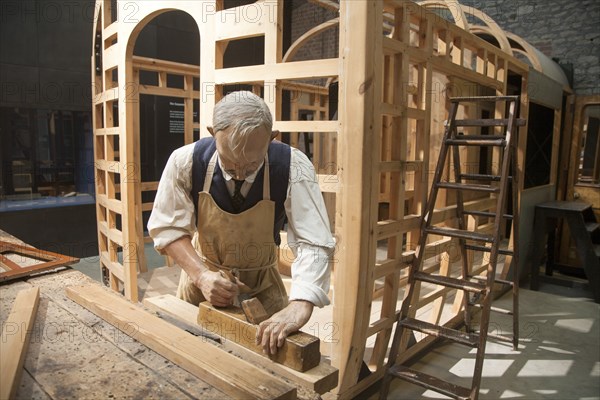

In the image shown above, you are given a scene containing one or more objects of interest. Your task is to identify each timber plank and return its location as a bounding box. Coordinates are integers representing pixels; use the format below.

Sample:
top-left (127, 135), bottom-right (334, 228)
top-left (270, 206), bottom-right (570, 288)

top-left (66, 284), bottom-right (296, 400)
top-left (0, 287), bottom-right (40, 400)
top-left (144, 294), bottom-right (338, 394)
top-left (198, 301), bottom-right (321, 372)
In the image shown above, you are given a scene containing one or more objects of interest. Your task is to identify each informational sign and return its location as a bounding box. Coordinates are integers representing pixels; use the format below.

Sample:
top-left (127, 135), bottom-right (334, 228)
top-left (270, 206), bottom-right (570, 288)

top-left (169, 101), bottom-right (184, 134)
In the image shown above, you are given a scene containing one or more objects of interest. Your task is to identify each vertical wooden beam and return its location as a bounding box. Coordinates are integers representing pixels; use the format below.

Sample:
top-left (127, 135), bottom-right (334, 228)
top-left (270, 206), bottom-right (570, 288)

top-left (120, 23), bottom-right (139, 301)
top-left (133, 68), bottom-right (147, 274)
top-left (333, 0), bottom-right (381, 396)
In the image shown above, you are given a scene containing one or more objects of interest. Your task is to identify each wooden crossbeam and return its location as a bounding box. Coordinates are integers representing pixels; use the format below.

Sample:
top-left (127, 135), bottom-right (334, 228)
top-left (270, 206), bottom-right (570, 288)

top-left (0, 287), bottom-right (40, 400)
top-left (143, 294), bottom-right (338, 394)
top-left (66, 284), bottom-right (296, 400)
top-left (198, 301), bottom-right (321, 372)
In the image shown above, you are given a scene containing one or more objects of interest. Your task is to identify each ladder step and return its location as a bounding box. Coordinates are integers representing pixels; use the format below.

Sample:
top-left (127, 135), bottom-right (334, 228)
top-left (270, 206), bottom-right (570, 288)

top-left (460, 173), bottom-right (513, 182)
top-left (450, 95), bottom-right (519, 102)
top-left (475, 330), bottom-right (514, 344)
top-left (399, 317), bottom-right (479, 347)
top-left (388, 365), bottom-right (472, 400)
top-left (446, 136), bottom-right (506, 146)
top-left (585, 222), bottom-right (600, 234)
top-left (426, 226), bottom-right (494, 242)
top-left (465, 244), bottom-right (514, 256)
top-left (414, 271), bottom-right (487, 293)
top-left (437, 182), bottom-right (500, 193)
top-left (463, 210), bottom-right (514, 220)
top-left (469, 302), bottom-right (514, 315)
top-left (470, 275), bottom-right (514, 286)
top-left (454, 119), bottom-right (512, 127)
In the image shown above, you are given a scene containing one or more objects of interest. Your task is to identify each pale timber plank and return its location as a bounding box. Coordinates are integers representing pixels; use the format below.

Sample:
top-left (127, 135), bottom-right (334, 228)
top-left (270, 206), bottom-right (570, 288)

top-left (0, 287), bottom-right (40, 400)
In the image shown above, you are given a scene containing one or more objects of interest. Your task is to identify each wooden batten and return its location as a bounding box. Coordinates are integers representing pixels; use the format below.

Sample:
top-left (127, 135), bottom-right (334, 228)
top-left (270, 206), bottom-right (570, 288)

top-left (0, 287), bottom-right (40, 400)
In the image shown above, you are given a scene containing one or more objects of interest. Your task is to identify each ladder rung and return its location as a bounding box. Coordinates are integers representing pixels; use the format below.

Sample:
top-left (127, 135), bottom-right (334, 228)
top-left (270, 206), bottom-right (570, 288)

top-left (475, 330), bottom-right (514, 344)
top-left (426, 226), bottom-right (494, 242)
top-left (470, 275), bottom-right (514, 286)
top-left (460, 173), bottom-right (512, 182)
top-left (585, 222), bottom-right (600, 233)
top-left (469, 302), bottom-right (514, 315)
top-left (464, 244), bottom-right (514, 256)
top-left (454, 119), bottom-right (511, 127)
top-left (450, 95), bottom-right (519, 102)
top-left (388, 365), bottom-right (472, 400)
top-left (399, 317), bottom-right (479, 347)
top-left (446, 136), bottom-right (506, 146)
top-left (414, 271), bottom-right (487, 293)
top-left (452, 118), bottom-right (526, 127)
top-left (437, 182), bottom-right (500, 193)
top-left (463, 210), bottom-right (513, 220)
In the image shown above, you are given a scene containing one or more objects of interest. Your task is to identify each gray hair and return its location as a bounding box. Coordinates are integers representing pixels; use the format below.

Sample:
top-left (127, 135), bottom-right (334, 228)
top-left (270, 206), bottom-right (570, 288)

top-left (213, 91), bottom-right (273, 155)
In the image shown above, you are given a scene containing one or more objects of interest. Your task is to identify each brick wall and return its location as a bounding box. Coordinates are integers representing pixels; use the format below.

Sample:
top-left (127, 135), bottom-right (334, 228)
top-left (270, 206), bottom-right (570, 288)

top-left (459, 0), bottom-right (600, 95)
top-left (289, 0), bottom-right (338, 62)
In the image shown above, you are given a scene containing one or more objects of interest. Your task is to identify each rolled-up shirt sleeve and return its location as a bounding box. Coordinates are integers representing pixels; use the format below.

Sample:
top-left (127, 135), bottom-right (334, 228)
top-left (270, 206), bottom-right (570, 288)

top-left (285, 148), bottom-right (335, 308)
top-left (148, 143), bottom-right (196, 253)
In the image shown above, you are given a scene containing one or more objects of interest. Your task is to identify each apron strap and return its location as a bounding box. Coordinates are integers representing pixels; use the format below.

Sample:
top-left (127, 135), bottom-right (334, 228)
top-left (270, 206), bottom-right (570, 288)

top-left (202, 149), bottom-right (271, 201)
top-left (263, 153), bottom-right (270, 200)
top-left (203, 151), bottom-right (218, 193)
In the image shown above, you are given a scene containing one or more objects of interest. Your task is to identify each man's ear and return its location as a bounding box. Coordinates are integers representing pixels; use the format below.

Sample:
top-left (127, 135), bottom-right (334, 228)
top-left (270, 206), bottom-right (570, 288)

top-left (270, 130), bottom-right (280, 141)
top-left (207, 126), bottom-right (215, 137)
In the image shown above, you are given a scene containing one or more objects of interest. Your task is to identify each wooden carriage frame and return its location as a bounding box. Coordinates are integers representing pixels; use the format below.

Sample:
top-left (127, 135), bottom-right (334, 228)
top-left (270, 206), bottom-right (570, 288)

top-left (90, 0), bottom-right (532, 396)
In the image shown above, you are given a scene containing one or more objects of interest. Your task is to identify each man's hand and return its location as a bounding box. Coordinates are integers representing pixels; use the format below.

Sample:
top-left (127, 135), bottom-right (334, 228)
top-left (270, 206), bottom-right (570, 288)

top-left (256, 300), bottom-right (314, 355)
top-left (192, 269), bottom-right (238, 307)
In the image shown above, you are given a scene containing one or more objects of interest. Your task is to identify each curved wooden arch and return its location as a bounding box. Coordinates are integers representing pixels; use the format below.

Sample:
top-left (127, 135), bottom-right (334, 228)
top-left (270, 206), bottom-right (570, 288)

top-left (505, 32), bottom-right (543, 72)
top-left (283, 18), bottom-right (339, 62)
top-left (460, 7), bottom-right (511, 52)
top-left (418, 0), bottom-right (469, 30)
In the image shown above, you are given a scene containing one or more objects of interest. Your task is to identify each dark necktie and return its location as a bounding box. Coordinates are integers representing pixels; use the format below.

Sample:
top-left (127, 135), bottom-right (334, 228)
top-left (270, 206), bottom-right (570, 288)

top-left (231, 179), bottom-right (245, 212)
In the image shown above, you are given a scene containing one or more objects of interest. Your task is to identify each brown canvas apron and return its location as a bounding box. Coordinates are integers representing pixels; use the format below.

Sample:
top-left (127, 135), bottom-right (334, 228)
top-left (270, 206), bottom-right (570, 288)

top-left (176, 151), bottom-right (288, 316)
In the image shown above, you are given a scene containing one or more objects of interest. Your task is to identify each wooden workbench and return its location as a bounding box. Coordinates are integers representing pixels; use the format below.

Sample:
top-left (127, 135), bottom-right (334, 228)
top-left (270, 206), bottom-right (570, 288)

top-left (1, 269), bottom-right (236, 399)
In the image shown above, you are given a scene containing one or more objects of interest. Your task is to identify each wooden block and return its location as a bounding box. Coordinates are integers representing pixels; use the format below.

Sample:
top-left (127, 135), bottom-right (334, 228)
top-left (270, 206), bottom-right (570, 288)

top-left (241, 298), bottom-right (269, 324)
top-left (198, 301), bottom-right (321, 372)
top-left (66, 284), bottom-right (296, 400)
top-left (144, 295), bottom-right (338, 394)
top-left (0, 287), bottom-right (40, 400)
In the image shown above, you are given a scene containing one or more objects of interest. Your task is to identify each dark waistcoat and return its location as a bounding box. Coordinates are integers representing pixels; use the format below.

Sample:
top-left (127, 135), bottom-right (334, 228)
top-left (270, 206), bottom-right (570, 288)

top-left (191, 137), bottom-right (291, 245)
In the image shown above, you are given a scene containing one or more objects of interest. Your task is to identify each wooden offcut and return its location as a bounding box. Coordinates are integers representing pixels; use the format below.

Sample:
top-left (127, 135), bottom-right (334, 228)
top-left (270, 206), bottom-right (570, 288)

top-left (66, 284), bottom-right (296, 400)
top-left (0, 287), bottom-right (40, 400)
top-left (198, 301), bottom-right (321, 372)
top-left (143, 294), bottom-right (338, 394)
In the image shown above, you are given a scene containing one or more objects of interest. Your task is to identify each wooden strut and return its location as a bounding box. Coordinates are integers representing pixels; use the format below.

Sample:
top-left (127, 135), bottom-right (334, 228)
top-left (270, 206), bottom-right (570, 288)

top-left (0, 287), bottom-right (40, 400)
top-left (0, 241), bottom-right (79, 282)
top-left (66, 284), bottom-right (297, 400)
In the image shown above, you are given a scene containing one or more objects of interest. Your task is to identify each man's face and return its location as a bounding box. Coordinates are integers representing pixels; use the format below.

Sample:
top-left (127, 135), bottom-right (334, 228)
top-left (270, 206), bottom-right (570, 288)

top-left (214, 125), bottom-right (272, 180)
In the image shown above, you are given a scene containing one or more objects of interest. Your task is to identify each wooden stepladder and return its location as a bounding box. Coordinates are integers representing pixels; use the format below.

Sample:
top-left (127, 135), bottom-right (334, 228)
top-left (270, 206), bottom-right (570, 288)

top-left (380, 96), bottom-right (524, 400)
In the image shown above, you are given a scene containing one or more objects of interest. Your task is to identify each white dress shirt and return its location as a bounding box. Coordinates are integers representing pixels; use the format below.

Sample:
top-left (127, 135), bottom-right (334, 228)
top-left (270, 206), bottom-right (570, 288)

top-left (148, 142), bottom-right (334, 307)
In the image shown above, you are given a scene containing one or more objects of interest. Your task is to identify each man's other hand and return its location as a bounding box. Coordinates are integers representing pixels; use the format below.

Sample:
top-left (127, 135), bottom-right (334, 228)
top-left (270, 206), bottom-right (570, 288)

top-left (256, 300), bottom-right (314, 355)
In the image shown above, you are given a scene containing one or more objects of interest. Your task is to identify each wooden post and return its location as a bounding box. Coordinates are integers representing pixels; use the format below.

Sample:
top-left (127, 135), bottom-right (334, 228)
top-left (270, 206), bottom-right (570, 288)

top-left (333, 0), bottom-right (381, 396)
